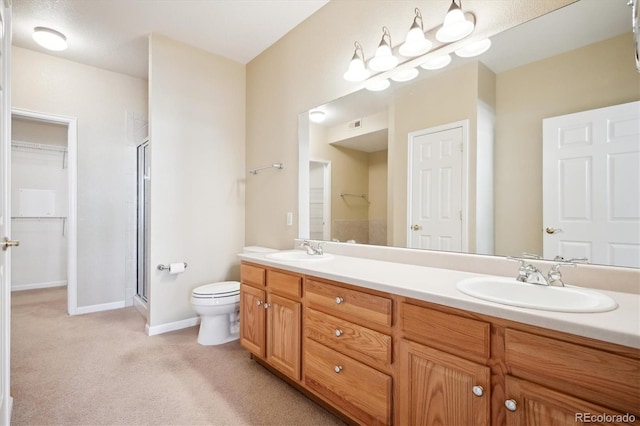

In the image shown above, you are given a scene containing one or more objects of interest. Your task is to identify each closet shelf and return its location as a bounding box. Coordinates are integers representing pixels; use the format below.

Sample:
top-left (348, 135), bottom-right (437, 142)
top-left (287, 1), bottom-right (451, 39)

top-left (11, 140), bottom-right (68, 169)
top-left (12, 216), bottom-right (67, 220)
top-left (12, 216), bottom-right (68, 236)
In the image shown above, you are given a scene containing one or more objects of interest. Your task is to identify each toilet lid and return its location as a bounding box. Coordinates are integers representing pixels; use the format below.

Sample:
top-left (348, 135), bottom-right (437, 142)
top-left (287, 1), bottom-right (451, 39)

top-left (192, 281), bottom-right (240, 297)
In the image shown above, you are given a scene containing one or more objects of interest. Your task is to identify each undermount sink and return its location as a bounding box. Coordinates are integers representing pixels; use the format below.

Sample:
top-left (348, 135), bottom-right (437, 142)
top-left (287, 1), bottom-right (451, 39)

top-left (456, 276), bottom-right (618, 313)
top-left (265, 251), bottom-right (334, 262)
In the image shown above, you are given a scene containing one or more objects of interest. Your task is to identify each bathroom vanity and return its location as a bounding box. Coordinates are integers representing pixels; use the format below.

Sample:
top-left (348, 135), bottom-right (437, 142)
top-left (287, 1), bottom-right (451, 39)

top-left (238, 252), bottom-right (640, 426)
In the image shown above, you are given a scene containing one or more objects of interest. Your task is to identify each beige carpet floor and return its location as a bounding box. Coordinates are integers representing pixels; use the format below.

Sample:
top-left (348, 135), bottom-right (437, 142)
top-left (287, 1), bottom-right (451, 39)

top-left (10, 287), bottom-right (345, 426)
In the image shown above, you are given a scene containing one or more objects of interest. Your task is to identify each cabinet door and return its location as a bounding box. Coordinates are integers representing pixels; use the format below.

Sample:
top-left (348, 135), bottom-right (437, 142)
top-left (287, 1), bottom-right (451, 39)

top-left (240, 283), bottom-right (265, 358)
top-left (266, 293), bottom-right (301, 380)
top-left (399, 340), bottom-right (490, 426)
top-left (505, 375), bottom-right (636, 426)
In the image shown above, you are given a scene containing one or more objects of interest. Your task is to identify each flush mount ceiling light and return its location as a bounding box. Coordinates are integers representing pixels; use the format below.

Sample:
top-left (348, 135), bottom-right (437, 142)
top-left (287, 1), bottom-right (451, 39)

top-left (368, 27), bottom-right (398, 72)
top-left (32, 26), bottom-right (67, 51)
top-left (309, 109), bottom-right (326, 123)
top-left (343, 41), bottom-right (370, 82)
top-left (419, 54), bottom-right (452, 70)
top-left (399, 8), bottom-right (432, 57)
top-left (455, 38), bottom-right (492, 57)
top-left (436, 0), bottom-right (474, 43)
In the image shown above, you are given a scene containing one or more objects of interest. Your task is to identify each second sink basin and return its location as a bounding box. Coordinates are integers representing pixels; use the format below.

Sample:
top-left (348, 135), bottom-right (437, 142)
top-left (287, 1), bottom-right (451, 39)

top-left (456, 276), bottom-right (618, 313)
top-left (265, 250), bottom-right (334, 262)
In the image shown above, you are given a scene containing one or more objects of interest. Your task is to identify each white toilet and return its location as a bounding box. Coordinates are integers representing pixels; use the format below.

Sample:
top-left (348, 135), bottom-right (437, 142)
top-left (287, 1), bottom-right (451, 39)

top-left (191, 246), bottom-right (277, 346)
top-left (191, 281), bottom-right (241, 346)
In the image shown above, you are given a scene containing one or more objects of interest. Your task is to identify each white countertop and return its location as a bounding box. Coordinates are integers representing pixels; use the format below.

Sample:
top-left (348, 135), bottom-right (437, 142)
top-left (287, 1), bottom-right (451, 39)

top-left (238, 250), bottom-right (640, 349)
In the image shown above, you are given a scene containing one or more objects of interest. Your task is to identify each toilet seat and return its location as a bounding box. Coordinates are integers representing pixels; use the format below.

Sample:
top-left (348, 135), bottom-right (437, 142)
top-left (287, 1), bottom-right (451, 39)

top-left (192, 281), bottom-right (240, 301)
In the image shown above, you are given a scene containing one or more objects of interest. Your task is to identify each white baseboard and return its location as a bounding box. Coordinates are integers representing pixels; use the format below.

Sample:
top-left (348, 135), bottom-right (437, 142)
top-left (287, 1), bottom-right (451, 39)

top-left (11, 281), bottom-right (67, 292)
top-left (75, 300), bottom-right (126, 315)
top-left (146, 316), bottom-right (200, 336)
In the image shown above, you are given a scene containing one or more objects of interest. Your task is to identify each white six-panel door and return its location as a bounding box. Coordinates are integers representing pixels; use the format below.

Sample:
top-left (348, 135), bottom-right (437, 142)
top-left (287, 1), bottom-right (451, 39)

top-left (543, 101), bottom-right (640, 268)
top-left (408, 124), bottom-right (465, 251)
top-left (0, 1), bottom-right (11, 423)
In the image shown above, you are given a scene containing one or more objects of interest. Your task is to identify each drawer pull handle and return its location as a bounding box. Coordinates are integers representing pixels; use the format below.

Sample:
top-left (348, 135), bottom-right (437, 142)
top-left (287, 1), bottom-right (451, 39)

top-left (335, 329), bottom-right (343, 337)
top-left (505, 399), bottom-right (517, 412)
top-left (472, 386), bottom-right (484, 397)
top-left (256, 300), bottom-right (263, 307)
top-left (263, 303), bottom-right (270, 309)
top-left (335, 296), bottom-right (344, 304)
top-left (334, 365), bottom-right (343, 373)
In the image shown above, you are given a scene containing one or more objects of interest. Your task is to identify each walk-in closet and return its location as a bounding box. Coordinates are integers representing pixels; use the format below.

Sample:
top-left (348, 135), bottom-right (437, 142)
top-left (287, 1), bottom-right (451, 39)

top-left (11, 116), bottom-right (68, 291)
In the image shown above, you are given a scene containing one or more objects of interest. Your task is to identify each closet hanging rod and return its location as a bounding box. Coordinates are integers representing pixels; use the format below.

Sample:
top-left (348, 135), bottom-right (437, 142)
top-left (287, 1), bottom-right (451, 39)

top-left (11, 140), bottom-right (67, 153)
top-left (248, 162), bottom-right (284, 175)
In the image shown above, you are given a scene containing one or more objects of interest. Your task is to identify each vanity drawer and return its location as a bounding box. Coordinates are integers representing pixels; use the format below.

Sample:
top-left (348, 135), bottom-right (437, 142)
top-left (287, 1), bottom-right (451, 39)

top-left (240, 263), bottom-right (265, 288)
top-left (505, 328), bottom-right (640, 415)
top-left (305, 279), bottom-right (392, 328)
top-left (267, 269), bottom-right (302, 299)
top-left (305, 308), bottom-right (392, 371)
top-left (400, 302), bottom-right (490, 360)
top-left (304, 338), bottom-right (392, 425)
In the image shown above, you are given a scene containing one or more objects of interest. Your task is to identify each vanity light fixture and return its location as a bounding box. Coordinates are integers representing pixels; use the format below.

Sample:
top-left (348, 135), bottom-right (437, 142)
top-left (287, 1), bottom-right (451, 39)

top-left (343, 41), bottom-right (370, 82)
top-left (455, 38), bottom-right (492, 57)
top-left (419, 54), bottom-right (452, 70)
top-left (435, 0), bottom-right (474, 43)
top-left (390, 67), bottom-right (419, 82)
top-left (309, 109), bottom-right (326, 123)
top-left (364, 77), bottom-right (391, 91)
top-left (399, 8), bottom-right (432, 57)
top-left (32, 26), bottom-right (68, 51)
top-left (368, 27), bottom-right (398, 72)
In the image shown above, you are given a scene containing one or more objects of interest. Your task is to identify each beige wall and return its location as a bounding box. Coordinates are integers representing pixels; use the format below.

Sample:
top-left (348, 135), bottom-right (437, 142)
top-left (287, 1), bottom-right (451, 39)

top-left (148, 35), bottom-right (245, 328)
top-left (494, 33), bottom-right (640, 257)
top-left (390, 61), bottom-right (480, 248)
top-left (12, 47), bottom-right (147, 307)
top-left (246, 0), bottom-right (571, 250)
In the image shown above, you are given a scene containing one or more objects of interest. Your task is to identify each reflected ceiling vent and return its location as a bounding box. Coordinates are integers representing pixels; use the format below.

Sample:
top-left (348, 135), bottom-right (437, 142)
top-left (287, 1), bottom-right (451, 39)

top-left (348, 119), bottom-right (362, 129)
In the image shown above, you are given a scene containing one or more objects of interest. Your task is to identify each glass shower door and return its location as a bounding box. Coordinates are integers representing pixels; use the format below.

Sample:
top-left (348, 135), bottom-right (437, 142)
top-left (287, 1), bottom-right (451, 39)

top-left (136, 140), bottom-right (150, 302)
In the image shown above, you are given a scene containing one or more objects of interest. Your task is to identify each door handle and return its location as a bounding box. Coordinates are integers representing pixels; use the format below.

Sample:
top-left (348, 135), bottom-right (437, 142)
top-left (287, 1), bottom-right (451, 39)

top-left (545, 227), bottom-right (563, 234)
top-left (2, 237), bottom-right (20, 251)
top-left (411, 224), bottom-right (422, 231)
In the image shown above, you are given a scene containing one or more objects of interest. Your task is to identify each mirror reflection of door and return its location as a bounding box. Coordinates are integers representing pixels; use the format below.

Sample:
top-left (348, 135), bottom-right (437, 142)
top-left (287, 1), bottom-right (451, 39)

top-left (543, 101), bottom-right (640, 267)
top-left (309, 160), bottom-right (331, 241)
top-left (408, 124), bottom-right (464, 251)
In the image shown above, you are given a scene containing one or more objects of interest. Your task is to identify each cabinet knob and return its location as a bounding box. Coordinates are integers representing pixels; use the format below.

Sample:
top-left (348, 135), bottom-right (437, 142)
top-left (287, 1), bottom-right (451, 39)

top-left (335, 329), bottom-right (343, 337)
top-left (335, 296), bottom-right (344, 304)
top-left (505, 399), bottom-right (517, 412)
top-left (263, 303), bottom-right (270, 309)
top-left (472, 385), bottom-right (484, 397)
top-left (256, 300), bottom-right (263, 307)
top-left (334, 365), bottom-right (343, 373)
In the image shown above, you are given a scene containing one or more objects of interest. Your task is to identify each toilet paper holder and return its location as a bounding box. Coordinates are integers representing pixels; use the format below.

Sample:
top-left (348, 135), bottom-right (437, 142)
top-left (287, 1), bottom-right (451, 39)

top-left (157, 262), bottom-right (188, 271)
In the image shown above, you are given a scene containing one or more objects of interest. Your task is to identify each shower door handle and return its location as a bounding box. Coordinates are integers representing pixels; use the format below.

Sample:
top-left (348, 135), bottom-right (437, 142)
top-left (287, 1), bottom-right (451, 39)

top-left (2, 237), bottom-right (20, 251)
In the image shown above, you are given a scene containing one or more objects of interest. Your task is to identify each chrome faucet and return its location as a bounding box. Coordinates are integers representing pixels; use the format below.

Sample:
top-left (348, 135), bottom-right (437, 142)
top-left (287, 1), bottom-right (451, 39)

top-left (300, 240), bottom-right (324, 255)
top-left (546, 261), bottom-right (577, 287)
top-left (507, 255), bottom-right (548, 285)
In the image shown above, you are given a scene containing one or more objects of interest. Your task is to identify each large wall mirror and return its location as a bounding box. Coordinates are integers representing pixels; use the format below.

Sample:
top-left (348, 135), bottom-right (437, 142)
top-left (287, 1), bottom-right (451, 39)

top-left (299, 0), bottom-right (640, 269)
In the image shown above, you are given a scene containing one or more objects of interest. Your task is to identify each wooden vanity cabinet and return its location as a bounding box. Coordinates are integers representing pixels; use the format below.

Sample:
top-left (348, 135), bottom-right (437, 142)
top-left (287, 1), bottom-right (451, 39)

top-left (399, 301), bottom-right (492, 426)
top-left (304, 278), bottom-right (394, 425)
top-left (240, 263), bottom-right (302, 381)
top-left (504, 375), bottom-right (637, 426)
top-left (241, 261), bottom-right (639, 426)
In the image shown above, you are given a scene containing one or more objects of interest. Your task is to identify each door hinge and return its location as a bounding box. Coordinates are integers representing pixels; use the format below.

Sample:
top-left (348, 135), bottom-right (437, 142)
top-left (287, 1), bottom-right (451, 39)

top-left (459, 211), bottom-right (463, 221)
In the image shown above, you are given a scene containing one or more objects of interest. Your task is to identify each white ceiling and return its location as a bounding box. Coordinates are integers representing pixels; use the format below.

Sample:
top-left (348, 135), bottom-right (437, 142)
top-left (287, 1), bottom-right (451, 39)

top-left (11, 0), bottom-right (329, 79)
